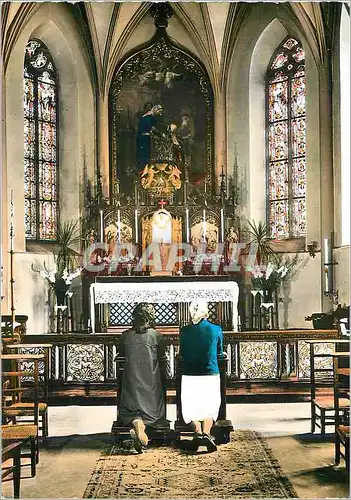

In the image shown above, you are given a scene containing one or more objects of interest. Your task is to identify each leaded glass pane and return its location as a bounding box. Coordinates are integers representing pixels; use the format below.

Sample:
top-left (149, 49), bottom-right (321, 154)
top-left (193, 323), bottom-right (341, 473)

top-left (292, 158), bottom-right (306, 197)
top-left (269, 161), bottom-right (288, 200)
top-left (24, 158), bottom-right (36, 198)
top-left (24, 78), bottom-right (35, 119)
top-left (292, 198), bottom-right (306, 236)
top-left (39, 201), bottom-right (57, 240)
top-left (292, 118), bottom-right (306, 157)
top-left (292, 46), bottom-right (305, 62)
top-left (38, 81), bottom-right (56, 122)
top-left (268, 81), bottom-right (288, 122)
top-left (269, 200), bottom-right (289, 239)
top-left (271, 52), bottom-right (288, 69)
top-left (267, 36), bottom-right (306, 240)
top-left (24, 38), bottom-right (57, 240)
top-left (269, 122), bottom-right (288, 161)
top-left (291, 76), bottom-right (305, 117)
top-left (24, 118), bottom-right (36, 158)
top-left (24, 199), bottom-right (37, 239)
top-left (39, 161), bottom-right (57, 200)
top-left (38, 122), bottom-right (56, 161)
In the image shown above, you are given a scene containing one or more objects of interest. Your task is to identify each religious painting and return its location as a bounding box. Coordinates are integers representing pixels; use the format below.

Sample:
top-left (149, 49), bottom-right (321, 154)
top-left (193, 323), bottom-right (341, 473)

top-left (109, 34), bottom-right (214, 197)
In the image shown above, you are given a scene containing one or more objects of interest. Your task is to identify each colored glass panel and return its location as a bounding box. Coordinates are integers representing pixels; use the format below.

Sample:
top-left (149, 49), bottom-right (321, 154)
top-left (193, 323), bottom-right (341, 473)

top-left (39, 161), bottom-right (57, 200)
top-left (291, 76), bottom-right (305, 117)
top-left (292, 46), bottom-right (305, 62)
top-left (269, 122), bottom-right (288, 161)
top-left (24, 77), bottom-right (35, 119)
top-left (292, 118), bottom-right (306, 157)
top-left (269, 200), bottom-right (289, 239)
top-left (271, 52), bottom-right (288, 69)
top-left (24, 199), bottom-right (37, 239)
top-left (24, 158), bottom-right (36, 198)
top-left (269, 161), bottom-right (289, 200)
top-left (267, 37), bottom-right (306, 239)
top-left (39, 201), bottom-right (57, 240)
top-left (38, 81), bottom-right (56, 122)
top-left (38, 122), bottom-right (56, 161)
top-left (24, 39), bottom-right (57, 240)
top-left (24, 118), bottom-right (36, 158)
top-left (292, 198), bottom-right (306, 236)
top-left (268, 81), bottom-right (288, 122)
top-left (292, 158), bottom-right (306, 197)
top-left (283, 38), bottom-right (298, 50)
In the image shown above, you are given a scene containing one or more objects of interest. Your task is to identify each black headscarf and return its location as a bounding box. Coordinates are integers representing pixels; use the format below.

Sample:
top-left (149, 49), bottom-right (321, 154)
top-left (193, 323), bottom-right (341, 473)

top-left (132, 303), bottom-right (156, 333)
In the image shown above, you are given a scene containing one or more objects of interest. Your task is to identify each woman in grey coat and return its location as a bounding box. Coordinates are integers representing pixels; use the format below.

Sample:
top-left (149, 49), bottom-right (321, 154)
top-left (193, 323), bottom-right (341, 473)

top-left (117, 303), bottom-right (168, 453)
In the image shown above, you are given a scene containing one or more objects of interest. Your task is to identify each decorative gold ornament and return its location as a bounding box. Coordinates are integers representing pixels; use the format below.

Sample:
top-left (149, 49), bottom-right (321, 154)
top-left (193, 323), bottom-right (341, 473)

top-left (140, 163), bottom-right (182, 197)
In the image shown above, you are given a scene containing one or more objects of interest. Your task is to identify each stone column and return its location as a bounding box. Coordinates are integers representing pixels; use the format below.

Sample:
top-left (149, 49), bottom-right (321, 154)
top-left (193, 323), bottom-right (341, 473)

top-left (319, 62), bottom-right (335, 311)
top-left (98, 94), bottom-right (110, 199)
top-left (214, 92), bottom-right (227, 193)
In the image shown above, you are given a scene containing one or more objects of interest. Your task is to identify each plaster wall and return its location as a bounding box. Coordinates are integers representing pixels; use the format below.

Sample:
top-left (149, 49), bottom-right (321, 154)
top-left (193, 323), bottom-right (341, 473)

top-left (2, 3), bottom-right (94, 329)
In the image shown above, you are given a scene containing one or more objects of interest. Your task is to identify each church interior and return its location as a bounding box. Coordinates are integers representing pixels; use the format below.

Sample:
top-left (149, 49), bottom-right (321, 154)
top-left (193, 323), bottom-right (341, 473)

top-left (1, 1), bottom-right (350, 498)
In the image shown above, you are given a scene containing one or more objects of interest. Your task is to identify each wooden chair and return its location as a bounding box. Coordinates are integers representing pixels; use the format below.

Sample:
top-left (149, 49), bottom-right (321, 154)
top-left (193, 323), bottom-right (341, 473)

top-left (333, 353), bottom-right (350, 468)
top-left (308, 340), bottom-right (350, 434)
top-left (1, 354), bottom-right (42, 476)
top-left (1, 440), bottom-right (24, 498)
top-left (5, 343), bottom-right (52, 439)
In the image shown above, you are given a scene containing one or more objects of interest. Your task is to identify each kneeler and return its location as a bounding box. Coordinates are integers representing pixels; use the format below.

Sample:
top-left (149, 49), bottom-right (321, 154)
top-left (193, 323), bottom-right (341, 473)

top-left (111, 355), bottom-right (179, 444)
top-left (174, 355), bottom-right (233, 444)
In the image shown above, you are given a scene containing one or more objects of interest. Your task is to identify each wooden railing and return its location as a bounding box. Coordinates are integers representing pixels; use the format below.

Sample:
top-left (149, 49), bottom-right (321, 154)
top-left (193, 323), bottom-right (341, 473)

top-left (18, 329), bottom-right (340, 387)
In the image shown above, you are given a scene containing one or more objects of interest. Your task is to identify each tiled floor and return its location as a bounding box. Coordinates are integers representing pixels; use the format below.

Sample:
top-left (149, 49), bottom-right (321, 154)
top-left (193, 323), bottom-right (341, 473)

top-left (1, 403), bottom-right (349, 499)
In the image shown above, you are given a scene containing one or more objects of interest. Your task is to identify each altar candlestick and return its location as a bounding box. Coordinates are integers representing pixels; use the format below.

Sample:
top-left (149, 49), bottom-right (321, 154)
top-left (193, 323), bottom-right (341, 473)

top-left (117, 209), bottom-right (121, 243)
top-left (99, 209), bottom-right (104, 243)
top-left (202, 209), bottom-right (206, 243)
top-left (220, 208), bottom-right (224, 243)
top-left (135, 209), bottom-right (138, 244)
top-left (185, 208), bottom-right (190, 243)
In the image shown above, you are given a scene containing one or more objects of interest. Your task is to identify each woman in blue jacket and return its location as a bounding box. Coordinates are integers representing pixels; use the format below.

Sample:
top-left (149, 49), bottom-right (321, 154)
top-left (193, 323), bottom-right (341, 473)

top-left (180, 299), bottom-right (224, 452)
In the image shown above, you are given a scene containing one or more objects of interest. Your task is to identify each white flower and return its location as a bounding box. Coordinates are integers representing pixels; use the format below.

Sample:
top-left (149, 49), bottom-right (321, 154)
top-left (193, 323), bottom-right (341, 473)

top-left (277, 265), bottom-right (288, 278)
top-left (265, 262), bottom-right (275, 280)
top-left (251, 265), bottom-right (264, 278)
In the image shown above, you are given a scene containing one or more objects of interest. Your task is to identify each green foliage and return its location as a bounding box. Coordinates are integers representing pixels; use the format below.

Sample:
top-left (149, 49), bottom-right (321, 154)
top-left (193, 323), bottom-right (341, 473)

top-left (243, 220), bottom-right (276, 265)
top-left (55, 220), bottom-right (81, 275)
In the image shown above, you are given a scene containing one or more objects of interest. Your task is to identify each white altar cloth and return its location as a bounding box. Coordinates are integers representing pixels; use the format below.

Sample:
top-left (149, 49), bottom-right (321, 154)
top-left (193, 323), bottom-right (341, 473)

top-left (90, 281), bottom-right (239, 333)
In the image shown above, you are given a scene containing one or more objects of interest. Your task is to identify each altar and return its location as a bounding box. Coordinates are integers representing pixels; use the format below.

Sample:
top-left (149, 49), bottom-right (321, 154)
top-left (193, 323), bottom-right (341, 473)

top-left (89, 276), bottom-right (239, 333)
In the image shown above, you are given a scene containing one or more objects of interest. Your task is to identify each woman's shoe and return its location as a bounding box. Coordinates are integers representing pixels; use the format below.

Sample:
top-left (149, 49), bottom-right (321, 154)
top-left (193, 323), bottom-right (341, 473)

top-left (132, 419), bottom-right (149, 446)
top-left (202, 433), bottom-right (217, 453)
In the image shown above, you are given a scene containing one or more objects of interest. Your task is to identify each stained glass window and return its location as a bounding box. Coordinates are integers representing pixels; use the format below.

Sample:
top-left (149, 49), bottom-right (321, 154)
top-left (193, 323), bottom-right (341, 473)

top-left (24, 39), bottom-right (58, 240)
top-left (266, 37), bottom-right (306, 239)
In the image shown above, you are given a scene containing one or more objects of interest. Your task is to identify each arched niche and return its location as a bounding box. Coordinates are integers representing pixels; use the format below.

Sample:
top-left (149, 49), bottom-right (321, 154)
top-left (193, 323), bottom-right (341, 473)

top-left (109, 31), bottom-right (214, 198)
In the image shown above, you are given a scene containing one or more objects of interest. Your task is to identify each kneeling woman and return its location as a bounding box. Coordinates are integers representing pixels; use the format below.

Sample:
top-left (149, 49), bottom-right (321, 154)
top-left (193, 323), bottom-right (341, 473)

top-left (180, 299), bottom-right (224, 452)
top-left (117, 303), bottom-right (168, 453)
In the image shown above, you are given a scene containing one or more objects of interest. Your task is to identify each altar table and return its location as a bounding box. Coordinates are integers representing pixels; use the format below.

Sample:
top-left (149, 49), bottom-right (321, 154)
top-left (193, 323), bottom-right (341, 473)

top-left (90, 279), bottom-right (239, 333)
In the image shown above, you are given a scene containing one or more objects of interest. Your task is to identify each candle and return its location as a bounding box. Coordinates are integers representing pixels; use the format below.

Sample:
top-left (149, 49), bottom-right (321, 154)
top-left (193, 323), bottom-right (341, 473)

top-left (324, 237), bottom-right (329, 264)
top-left (135, 209), bottom-right (138, 244)
top-left (10, 189), bottom-right (14, 252)
top-left (99, 210), bottom-right (104, 243)
top-left (202, 209), bottom-right (206, 243)
top-left (117, 209), bottom-right (121, 243)
top-left (185, 208), bottom-right (190, 243)
top-left (324, 237), bottom-right (329, 292)
top-left (220, 208), bottom-right (224, 243)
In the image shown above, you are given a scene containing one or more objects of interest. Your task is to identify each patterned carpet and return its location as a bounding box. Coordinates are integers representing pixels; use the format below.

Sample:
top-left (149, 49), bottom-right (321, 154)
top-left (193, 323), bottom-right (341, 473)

top-left (83, 430), bottom-right (298, 498)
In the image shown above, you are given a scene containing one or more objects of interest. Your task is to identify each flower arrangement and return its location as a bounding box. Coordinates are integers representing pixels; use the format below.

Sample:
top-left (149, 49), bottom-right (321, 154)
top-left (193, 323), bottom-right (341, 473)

top-left (248, 253), bottom-right (308, 293)
top-left (37, 264), bottom-right (83, 305)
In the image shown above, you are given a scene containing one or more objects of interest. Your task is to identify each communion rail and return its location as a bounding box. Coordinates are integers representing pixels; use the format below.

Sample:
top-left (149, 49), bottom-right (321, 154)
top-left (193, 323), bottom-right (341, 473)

top-left (20, 330), bottom-right (339, 387)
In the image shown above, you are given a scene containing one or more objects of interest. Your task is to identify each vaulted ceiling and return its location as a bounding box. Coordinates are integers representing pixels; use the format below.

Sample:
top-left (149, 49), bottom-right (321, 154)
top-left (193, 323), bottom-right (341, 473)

top-left (2, 1), bottom-right (342, 96)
